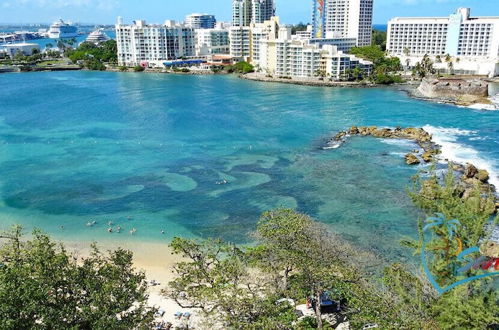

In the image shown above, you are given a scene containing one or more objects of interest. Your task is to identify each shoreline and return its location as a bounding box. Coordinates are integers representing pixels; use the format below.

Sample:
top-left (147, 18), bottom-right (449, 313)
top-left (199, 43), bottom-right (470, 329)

top-left (3, 67), bottom-right (497, 111)
top-left (323, 126), bottom-right (499, 203)
top-left (240, 72), bottom-right (381, 88)
top-left (396, 80), bottom-right (498, 111)
top-left (64, 238), bottom-right (201, 327)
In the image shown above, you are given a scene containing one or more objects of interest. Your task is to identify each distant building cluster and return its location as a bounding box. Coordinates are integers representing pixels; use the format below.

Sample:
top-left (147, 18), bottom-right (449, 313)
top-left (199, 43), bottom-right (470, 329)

top-left (113, 0), bottom-right (498, 77)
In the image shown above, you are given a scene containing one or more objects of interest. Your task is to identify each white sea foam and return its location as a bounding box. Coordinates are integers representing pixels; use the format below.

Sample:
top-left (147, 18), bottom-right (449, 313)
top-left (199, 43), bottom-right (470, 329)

top-left (380, 138), bottom-right (416, 148)
top-left (423, 125), bottom-right (499, 190)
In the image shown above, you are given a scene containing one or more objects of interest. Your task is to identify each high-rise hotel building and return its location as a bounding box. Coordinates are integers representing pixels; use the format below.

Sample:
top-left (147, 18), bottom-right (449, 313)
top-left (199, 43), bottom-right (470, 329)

top-left (185, 14), bottom-right (216, 29)
top-left (232, 0), bottom-right (275, 26)
top-left (387, 8), bottom-right (499, 58)
top-left (312, 0), bottom-right (373, 46)
top-left (115, 18), bottom-right (196, 67)
top-left (230, 0), bottom-right (275, 60)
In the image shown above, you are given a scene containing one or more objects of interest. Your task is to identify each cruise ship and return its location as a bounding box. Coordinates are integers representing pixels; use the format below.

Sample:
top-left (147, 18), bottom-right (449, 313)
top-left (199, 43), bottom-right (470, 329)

top-left (47, 19), bottom-right (78, 39)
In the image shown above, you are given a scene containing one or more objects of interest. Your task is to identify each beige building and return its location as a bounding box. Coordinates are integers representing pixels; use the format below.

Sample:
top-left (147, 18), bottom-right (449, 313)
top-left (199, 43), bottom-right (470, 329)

top-left (229, 16), bottom-right (280, 62)
top-left (259, 26), bottom-right (373, 79)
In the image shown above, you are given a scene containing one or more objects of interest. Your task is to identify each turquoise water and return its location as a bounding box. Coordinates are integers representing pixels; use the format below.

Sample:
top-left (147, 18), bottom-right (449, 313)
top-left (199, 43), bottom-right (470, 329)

top-left (0, 71), bottom-right (498, 262)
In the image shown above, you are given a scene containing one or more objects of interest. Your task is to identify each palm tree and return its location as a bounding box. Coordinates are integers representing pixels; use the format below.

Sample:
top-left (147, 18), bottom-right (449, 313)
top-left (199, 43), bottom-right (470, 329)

top-left (447, 61), bottom-right (454, 75)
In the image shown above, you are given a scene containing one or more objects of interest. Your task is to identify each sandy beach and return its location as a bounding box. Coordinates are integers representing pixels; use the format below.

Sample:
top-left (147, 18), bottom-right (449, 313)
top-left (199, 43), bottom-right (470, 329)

top-left (64, 239), bottom-right (202, 328)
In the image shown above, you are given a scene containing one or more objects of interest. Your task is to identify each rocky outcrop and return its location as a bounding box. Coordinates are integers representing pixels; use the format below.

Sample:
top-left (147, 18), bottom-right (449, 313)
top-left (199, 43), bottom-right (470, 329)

top-left (323, 126), bottom-right (498, 211)
top-left (417, 78), bottom-right (489, 106)
top-left (324, 126), bottom-right (440, 159)
top-left (405, 153), bottom-right (420, 165)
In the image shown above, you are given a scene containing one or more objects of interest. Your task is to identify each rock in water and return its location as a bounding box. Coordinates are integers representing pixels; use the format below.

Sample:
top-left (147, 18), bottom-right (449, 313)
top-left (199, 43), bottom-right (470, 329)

top-left (463, 164), bottom-right (479, 178)
top-left (476, 169), bottom-right (490, 183)
top-left (348, 126), bottom-right (359, 135)
top-left (405, 153), bottom-right (420, 165)
top-left (422, 151), bottom-right (433, 163)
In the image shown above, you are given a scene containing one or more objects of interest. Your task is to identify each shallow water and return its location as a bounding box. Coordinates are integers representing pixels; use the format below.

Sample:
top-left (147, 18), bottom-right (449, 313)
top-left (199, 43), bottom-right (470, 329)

top-left (0, 72), bottom-right (498, 262)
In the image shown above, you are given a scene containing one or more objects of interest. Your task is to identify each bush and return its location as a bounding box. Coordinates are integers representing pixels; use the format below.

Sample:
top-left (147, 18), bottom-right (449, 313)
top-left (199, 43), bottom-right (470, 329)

top-left (133, 65), bottom-right (145, 72)
top-left (232, 61), bottom-right (254, 74)
top-left (118, 66), bottom-right (128, 72)
top-left (371, 73), bottom-right (404, 85)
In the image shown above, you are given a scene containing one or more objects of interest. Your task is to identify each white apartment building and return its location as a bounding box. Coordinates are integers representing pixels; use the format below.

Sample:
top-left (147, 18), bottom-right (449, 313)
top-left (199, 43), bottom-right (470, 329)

top-left (229, 26), bottom-right (251, 60)
top-left (387, 8), bottom-right (499, 76)
top-left (3, 43), bottom-right (40, 58)
top-left (308, 36), bottom-right (357, 53)
top-left (185, 14), bottom-right (216, 29)
top-left (115, 18), bottom-right (196, 67)
top-left (312, 0), bottom-right (373, 46)
top-left (260, 27), bottom-right (373, 79)
top-left (196, 29), bottom-right (230, 56)
top-left (322, 45), bottom-right (373, 80)
top-left (388, 8), bottom-right (499, 58)
top-left (232, 0), bottom-right (274, 26)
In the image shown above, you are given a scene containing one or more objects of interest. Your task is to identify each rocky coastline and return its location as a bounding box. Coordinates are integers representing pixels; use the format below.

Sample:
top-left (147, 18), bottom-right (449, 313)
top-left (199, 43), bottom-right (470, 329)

top-left (323, 126), bottom-right (499, 211)
top-left (399, 78), bottom-right (498, 110)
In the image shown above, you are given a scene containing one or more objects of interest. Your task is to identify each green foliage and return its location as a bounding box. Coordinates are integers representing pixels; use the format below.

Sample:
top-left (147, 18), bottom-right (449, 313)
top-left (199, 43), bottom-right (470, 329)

top-left (118, 66), bottom-right (128, 72)
top-left (0, 227), bottom-right (155, 329)
top-left (231, 61), bottom-right (254, 74)
top-left (410, 166), bottom-right (495, 248)
top-left (432, 284), bottom-right (498, 329)
top-left (383, 166), bottom-right (499, 329)
top-left (350, 45), bottom-right (386, 64)
top-left (133, 65), bottom-right (145, 72)
top-left (371, 29), bottom-right (387, 51)
top-left (371, 73), bottom-right (403, 85)
top-left (292, 22), bottom-right (309, 34)
top-left (65, 40), bottom-right (117, 70)
top-left (412, 54), bottom-right (436, 78)
top-left (165, 237), bottom-right (297, 328)
top-left (349, 45), bottom-right (402, 84)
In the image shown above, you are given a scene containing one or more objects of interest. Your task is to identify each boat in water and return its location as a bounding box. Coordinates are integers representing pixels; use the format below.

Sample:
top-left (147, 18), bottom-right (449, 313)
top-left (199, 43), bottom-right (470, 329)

top-left (85, 29), bottom-right (110, 44)
top-left (47, 19), bottom-right (78, 39)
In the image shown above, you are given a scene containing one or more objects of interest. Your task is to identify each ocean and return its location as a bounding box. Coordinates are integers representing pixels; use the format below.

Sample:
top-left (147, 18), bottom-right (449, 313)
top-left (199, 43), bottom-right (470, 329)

top-left (0, 72), bottom-right (497, 263)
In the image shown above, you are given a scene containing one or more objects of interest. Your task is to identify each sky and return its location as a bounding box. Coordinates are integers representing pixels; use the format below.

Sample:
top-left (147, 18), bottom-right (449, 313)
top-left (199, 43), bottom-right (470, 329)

top-left (0, 0), bottom-right (498, 25)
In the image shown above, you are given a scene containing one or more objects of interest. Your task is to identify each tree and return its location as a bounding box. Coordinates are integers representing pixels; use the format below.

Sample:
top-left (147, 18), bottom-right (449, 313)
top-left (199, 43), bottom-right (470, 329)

top-left (0, 227), bottom-right (155, 329)
top-left (165, 237), bottom-right (297, 328)
top-left (351, 66), bottom-right (363, 81)
top-left (252, 210), bottom-right (367, 329)
top-left (292, 22), bottom-right (309, 34)
top-left (403, 47), bottom-right (410, 57)
top-left (232, 61), bottom-right (254, 74)
top-left (371, 29), bottom-right (387, 51)
top-left (65, 40), bottom-right (117, 69)
top-left (447, 61), bottom-right (454, 75)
